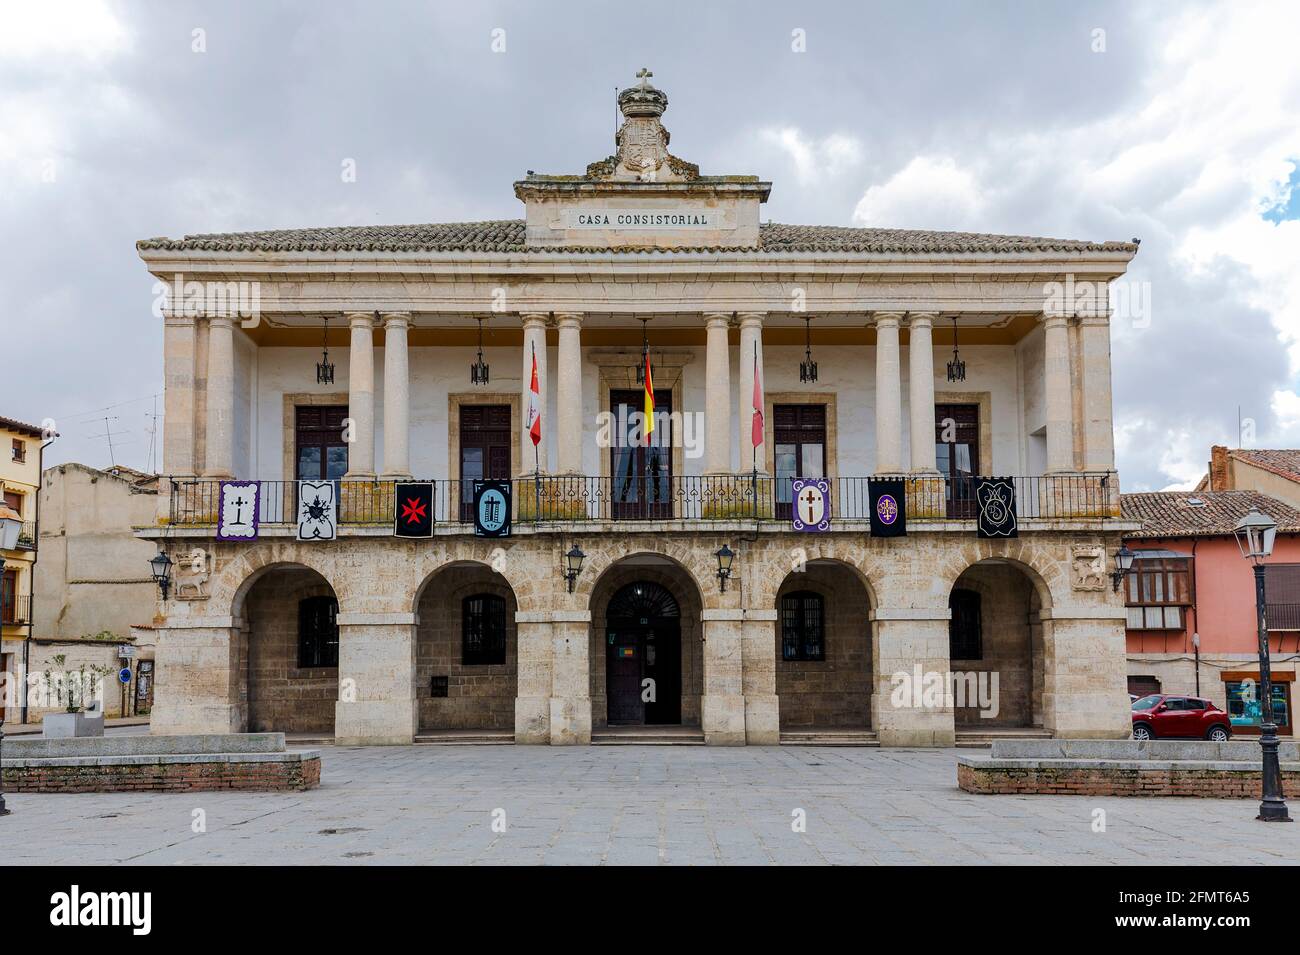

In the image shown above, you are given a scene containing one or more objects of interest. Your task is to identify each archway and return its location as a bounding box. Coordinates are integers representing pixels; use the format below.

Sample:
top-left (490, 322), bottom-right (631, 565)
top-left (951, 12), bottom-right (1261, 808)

top-left (588, 555), bottom-right (704, 729)
top-left (240, 564), bottom-right (339, 735)
top-left (774, 560), bottom-right (873, 730)
top-left (947, 558), bottom-right (1046, 728)
top-left (414, 562), bottom-right (518, 732)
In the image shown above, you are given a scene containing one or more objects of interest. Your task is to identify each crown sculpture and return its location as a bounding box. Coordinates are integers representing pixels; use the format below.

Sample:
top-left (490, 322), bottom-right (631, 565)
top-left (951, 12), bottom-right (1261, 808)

top-left (588, 68), bottom-right (700, 183)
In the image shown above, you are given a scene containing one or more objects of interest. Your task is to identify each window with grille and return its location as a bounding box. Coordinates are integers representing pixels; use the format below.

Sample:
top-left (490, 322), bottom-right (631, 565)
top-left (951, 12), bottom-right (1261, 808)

top-left (1124, 555), bottom-right (1191, 630)
top-left (463, 593), bottom-right (507, 665)
top-left (949, 588), bottom-right (983, 660)
top-left (780, 591), bottom-right (824, 661)
top-left (298, 596), bottom-right (339, 668)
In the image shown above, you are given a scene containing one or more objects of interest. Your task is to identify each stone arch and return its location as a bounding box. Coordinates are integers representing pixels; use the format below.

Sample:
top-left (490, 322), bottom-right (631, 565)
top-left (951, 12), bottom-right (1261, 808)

top-left (412, 560), bottom-right (519, 732)
top-left (586, 552), bottom-right (706, 729)
top-left (748, 537), bottom-right (882, 611)
top-left (944, 552), bottom-right (1048, 729)
top-left (217, 544), bottom-right (345, 621)
top-left (237, 562), bottom-right (340, 735)
top-left (773, 557), bottom-right (875, 730)
top-left (935, 541), bottom-right (1058, 613)
top-left (407, 540), bottom-right (541, 615)
top-left (571, 537), bottom-right (716, 610)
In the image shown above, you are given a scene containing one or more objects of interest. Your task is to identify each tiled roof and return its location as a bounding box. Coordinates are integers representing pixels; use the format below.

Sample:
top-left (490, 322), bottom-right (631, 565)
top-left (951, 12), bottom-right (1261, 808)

top-left (1230, 449), bottom-right (1300, 484)
top-left (137, 221), bottom-right (1138, 255)
top-left (0, 415), bottom-right (48, 438)
top-left (1121, 490), bottom-right (1300, 539)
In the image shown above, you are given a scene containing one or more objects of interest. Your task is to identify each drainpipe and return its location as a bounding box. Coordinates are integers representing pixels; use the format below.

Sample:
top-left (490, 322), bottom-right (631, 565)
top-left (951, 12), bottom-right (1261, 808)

top-left (1189, 539), bottom-right (1200, 698)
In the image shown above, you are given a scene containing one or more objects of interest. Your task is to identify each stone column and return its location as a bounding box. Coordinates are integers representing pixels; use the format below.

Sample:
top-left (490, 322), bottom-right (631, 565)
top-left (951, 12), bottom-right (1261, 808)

top-left (1041, 609), bottom-right (1131, 738)
top-left (334, 612), bottom-right (417, 745)
top-left (702, 610), bottom-right (747, 745)
top-left (203, 315), bottom-right (235, 478)
top-left (162, 313), bottom-right (197, 477)
top-left (514, 615), bottom-right (554, 743)
top-left (520, 312), bottom-right (549, 474)
top-left (741, 609), bottom-right (780, 744)
top-left (1078, 315), bottom-right (1115, 472)
top-left (907, 312), bottom-right (938, 472)
top-left (555, 312), bottom-right (583, 475)
top-left (149, 616), bottom-right (244, 734)
top-left (381, 312), bottom-right (411, 479)
top-left (1043, 314), bottom-right (1076, 472)
top-left (873, 312), bottom-right (903, 473)
top-left (704, 312), bottom-right (732, 474)
top-left (345, 311), bottom-right (376, 478)
top-left (870, 609), bottom-right (955, 746)
top-left (550, 611), bottom-right (591, 744)
top-left (736, 312), bottom-right (766, 474)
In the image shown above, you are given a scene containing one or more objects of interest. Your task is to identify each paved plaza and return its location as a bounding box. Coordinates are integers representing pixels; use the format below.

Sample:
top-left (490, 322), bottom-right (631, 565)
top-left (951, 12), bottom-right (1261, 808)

top-left (6, 745), bottom-right (1295, 865)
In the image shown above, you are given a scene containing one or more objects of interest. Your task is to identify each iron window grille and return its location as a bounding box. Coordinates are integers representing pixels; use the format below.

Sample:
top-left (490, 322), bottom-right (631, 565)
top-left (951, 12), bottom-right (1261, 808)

top-left (463, 593), bottom-right (507, 665)
top-left (780, 591), bottom-right (825, 661)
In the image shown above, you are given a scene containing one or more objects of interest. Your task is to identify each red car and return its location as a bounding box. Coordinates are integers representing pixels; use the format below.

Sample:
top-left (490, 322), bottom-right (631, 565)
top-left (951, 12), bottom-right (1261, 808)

top-left (1131, 694), bottom-right (1231, 741)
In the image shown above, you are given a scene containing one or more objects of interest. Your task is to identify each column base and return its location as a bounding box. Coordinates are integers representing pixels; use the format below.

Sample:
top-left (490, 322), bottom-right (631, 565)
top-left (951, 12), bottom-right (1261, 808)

top-left (514, 695), bottom-right (551, 744)
top-left (703, 694), bottom-right (747, 745)
top-left (334, 699), bottom-right (415, 745)
top-left (744, 693), bottom-right (780, 745)
top-left (380, 472), bottom-right (413, 481)
top-left (549, 697), bottom-right (592, 745)
top-left (150, 702), bottom-right (244, 736)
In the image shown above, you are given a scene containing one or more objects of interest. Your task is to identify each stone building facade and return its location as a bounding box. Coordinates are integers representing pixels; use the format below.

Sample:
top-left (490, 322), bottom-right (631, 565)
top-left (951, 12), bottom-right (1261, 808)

top-left (135, 75), bottom-right (1137, 746)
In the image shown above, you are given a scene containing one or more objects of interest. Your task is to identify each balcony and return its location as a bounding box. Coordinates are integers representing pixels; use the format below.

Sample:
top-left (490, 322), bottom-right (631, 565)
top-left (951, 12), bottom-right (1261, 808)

top-left (165, 473), bottom-right (1120, 529)
top-left (0, 593), bottom-right (31, 626)
top-left (15, 521), bottom-right (36, 550)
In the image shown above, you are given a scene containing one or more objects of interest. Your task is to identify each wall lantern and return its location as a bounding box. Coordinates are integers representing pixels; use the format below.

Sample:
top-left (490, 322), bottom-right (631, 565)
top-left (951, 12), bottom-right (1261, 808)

top-left (946, 316), bottom-right (966, 383)
top-left (715, 543), bottom-right (735, 592)
top-left (799, 316), bottom-right (818, 383)
top-left (563, 545), bottom-right (586, 593)
top-left (471, 316), bottom-right (490, 385)
top-left (1111, 544), bottom-right (1135, 592)
top-left (634, 318), bottom-right (651, 385)
top-left (316, 316), bottom-right (335, 384)
top-left (149, 549), bottom-right (174, 600)
top-left (1233, 507), bottom-right (1278, 563)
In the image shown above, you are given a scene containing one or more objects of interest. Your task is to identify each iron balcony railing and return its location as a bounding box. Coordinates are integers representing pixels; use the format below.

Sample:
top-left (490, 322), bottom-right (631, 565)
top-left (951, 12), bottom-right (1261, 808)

top-left (0, 593), bottom-right (31, 625)
top-left (166, 472), bottom-right (1120, 527)
top-left (15, 521), bottom-right (36, 550)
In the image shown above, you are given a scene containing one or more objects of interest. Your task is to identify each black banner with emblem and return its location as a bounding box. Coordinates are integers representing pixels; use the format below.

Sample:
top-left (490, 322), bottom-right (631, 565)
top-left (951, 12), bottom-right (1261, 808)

top-left (394, 482), bottom-right (434, 538)
top-left (473, 480), bottom-right (511, 537)
top-left (868, 478), bottom-right (907, 537)
top-left (975, 477), bottom-right (1018, 538)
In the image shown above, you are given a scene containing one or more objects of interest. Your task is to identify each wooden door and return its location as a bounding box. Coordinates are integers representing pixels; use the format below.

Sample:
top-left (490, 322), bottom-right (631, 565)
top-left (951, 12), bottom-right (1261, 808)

top-left (935, 403), bottom-right (980, 518)
top-left (460, 405), bottom-right (512, 521)
top-left (610, 389), bottom-right (672, 520)
top-left (773, 404), bottom-right (827, 520)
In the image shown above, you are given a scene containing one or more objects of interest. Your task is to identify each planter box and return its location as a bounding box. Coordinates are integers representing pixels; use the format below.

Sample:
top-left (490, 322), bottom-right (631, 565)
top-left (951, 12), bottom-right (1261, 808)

top-left (42, 711), bottom-right (105, 739)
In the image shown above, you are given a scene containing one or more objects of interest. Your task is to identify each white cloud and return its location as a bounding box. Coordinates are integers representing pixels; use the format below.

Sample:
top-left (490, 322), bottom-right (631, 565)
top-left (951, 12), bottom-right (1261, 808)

top-left (0, 0), bottom-right (129, 61)
top-left (852, 155), bottom-right (987, 230)
top-left (758, 127), bottom-right (863, 187)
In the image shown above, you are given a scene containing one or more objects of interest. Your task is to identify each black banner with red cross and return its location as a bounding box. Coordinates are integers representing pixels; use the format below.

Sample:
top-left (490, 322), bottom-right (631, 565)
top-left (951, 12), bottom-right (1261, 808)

top-left (394, 482), bottom-right (434, 538)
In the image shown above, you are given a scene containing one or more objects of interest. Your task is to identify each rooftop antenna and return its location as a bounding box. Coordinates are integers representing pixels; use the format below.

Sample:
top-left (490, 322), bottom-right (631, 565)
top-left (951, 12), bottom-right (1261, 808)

top-left (144, 396), bottom-right (162, 474)
top-left (88, 415), bottom-right (121, 467)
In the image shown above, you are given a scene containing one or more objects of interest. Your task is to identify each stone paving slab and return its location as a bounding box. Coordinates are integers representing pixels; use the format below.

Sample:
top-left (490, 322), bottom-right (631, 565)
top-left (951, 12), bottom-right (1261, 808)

top-left (4, 745), bottom-right (1297, 865)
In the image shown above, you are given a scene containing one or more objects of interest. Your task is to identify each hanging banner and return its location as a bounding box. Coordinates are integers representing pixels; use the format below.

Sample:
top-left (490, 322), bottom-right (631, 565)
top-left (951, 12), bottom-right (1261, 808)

top-left (395, 482), bottom-right (434, 538)
top-left (975, 477), bottom-right (1018, 538)
top-left (296, 480), bottom-right (337, 541)
top-left (790, 477), bottom-right (831, 532)
top-left (868, 478), bottom-right (907, 537)
top-left (216, 481), bottom-right (259, 541)
top-left (473, 480), bottom-right (511, 538)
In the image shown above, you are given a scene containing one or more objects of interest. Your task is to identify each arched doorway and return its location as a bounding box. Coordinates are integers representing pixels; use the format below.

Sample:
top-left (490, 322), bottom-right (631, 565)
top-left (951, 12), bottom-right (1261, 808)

top-left (948, 559), bottom-right (1046, 728)
top-left (605, 581), bottom-right (681, 725)
top-left (240, 565), bottom-right (339, 735)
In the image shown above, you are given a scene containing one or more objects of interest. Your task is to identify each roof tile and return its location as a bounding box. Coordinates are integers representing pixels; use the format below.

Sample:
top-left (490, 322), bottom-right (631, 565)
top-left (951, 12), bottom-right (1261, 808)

top-left (1121, 490), bottom-right (1300, 539)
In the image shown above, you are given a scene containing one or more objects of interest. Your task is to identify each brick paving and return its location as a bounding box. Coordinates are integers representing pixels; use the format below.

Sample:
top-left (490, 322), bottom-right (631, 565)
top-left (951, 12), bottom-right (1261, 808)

top-left (6, 745), bottom-right (1295, 865)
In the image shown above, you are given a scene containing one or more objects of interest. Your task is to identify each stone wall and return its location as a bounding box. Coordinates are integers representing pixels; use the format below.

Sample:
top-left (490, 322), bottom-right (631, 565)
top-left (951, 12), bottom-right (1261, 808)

top-left (3, 756), bottom-right (320, 793)
top-left (957, 761), bottom-right (1299, 798)
top-left (415, 566), bottom-right (517, 730)
top-left (245, 568), bottom-right (337, 734)
top-left (775, 562), bottom-right (872, 728)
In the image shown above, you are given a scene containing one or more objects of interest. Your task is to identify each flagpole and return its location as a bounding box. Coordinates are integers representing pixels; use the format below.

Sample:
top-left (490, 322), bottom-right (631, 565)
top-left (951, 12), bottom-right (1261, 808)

top-left (751, 343), bottom-right (758, 518)
top-left (532, 342), bottom-right (541, 522)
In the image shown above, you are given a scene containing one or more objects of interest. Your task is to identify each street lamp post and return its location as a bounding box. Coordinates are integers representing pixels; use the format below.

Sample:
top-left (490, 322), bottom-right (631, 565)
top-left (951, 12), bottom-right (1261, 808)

top-left (1232, 507), bottom-right (1292, 823)
top-left (0, 502), bottom-right (23, 817)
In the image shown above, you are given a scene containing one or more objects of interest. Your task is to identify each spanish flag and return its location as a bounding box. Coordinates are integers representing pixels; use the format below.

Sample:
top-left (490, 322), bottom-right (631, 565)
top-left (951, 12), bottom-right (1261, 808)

top-left (643, 352), bottom-right (655, 440)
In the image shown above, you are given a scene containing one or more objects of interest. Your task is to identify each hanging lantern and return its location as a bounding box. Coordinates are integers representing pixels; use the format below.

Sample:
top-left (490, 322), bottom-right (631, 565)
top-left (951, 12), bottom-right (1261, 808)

top-left (634, 318), bottom-right (651, 384)
top-left (470, 317), bottom-right (490, 385)
top-left (316, 316), bottom-right (335, 384)
top-left (799, 316), bottom-right (818, 383)
top-left (946, 316), bottom-right (966, 383)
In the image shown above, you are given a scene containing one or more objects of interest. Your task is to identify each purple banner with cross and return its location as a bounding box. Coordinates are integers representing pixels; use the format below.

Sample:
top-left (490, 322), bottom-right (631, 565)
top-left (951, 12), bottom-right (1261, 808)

top-left (790, 477), bottom-right (831, 532)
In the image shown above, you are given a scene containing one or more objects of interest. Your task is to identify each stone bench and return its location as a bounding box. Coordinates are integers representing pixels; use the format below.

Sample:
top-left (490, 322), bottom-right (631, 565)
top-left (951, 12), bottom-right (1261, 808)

top-left (958, 739), bottom-right (1300, 798)
top-left (1, 733), bottom-right (321, 793)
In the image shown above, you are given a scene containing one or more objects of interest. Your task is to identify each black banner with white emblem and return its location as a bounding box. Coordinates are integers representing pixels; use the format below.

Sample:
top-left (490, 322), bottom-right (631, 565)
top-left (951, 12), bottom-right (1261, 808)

top-left (394, 482), bottom-right (433, 538)
top-left (975, 477), bottom-right (1018, 538)
top-left (473, 480), bottom-right (511, 537)
top-left (868, 478), bottom-right (907, 537)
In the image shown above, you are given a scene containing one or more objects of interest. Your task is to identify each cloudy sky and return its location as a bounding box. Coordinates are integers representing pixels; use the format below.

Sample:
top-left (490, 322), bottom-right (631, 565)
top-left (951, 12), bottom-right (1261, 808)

top-left (3, 0), bottom-right (1298, 490)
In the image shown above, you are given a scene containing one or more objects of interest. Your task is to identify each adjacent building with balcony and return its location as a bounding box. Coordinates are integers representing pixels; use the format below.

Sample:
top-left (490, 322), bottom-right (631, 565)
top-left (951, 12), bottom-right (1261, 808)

top-left (1, 415), bottom-right (45, 723)
top-left (136, 76), bottom-right (1137, 746)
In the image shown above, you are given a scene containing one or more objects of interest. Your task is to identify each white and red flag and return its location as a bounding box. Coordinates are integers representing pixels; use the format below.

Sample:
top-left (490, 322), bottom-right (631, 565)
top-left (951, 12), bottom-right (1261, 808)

top-left (526, 345), bottom-right (542, 448)
top-left (751, 347), bottom-right (764, 452)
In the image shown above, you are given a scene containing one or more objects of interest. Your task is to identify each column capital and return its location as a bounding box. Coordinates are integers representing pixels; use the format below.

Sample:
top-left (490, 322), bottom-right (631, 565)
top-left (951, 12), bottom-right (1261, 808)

top-left (1076, 312), bottom-right (1110, 326)
top-left (872, 311), bottom-right (904, 328)
top-left (1041, 312), bottom-right (1071, 329)
top-left (345, 310), bottom-right (376, 329)
top-left (906, 311), bottom-right (938, 327)
top-left (737, 311), bottom-right (765, 329)
top-left (161, 311), bottom-right (197, 327)
top-left (380, 311), bottom-right (411, 328)
top-left (206, 314), bottom-right (236, 330)
top-left (703, 311), bottom-right (731, 328)
top-left (554, 311), bottom-right (584, 328)
top-left (520, 311), bottom-right (549, 329)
